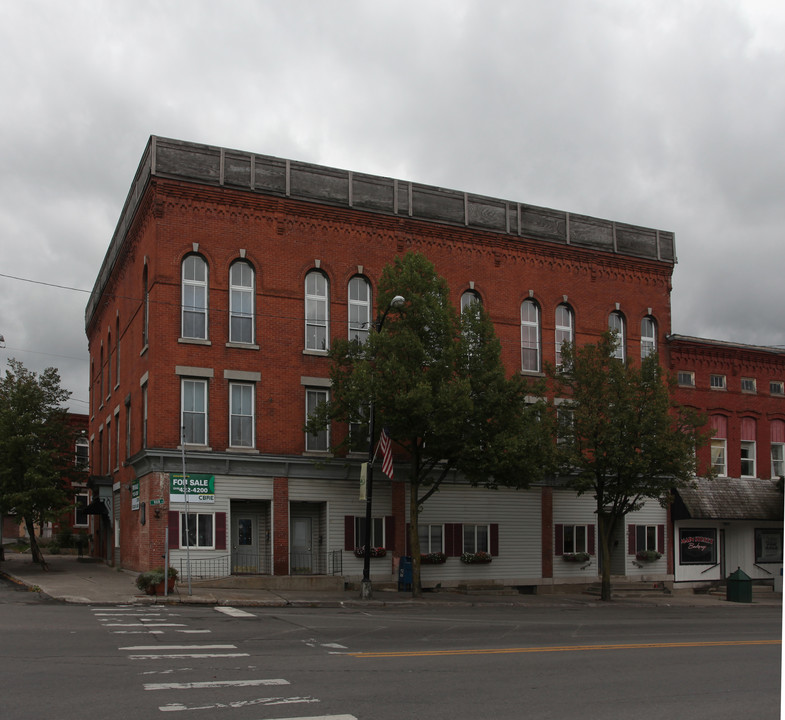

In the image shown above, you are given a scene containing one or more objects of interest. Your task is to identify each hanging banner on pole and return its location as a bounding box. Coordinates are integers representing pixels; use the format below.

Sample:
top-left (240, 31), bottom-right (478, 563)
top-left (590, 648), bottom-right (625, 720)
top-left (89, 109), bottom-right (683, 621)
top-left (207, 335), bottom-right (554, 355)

top-left (359, 463), bottom-right (368, 501)
top-left (170, 473), bottom-right (215, 503)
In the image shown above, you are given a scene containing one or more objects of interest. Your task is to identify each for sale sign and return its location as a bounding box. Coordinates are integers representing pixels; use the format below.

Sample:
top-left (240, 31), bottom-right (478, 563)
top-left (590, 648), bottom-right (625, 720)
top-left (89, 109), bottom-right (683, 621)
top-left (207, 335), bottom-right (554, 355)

top-left (170, 473), bottom-right (215, 503)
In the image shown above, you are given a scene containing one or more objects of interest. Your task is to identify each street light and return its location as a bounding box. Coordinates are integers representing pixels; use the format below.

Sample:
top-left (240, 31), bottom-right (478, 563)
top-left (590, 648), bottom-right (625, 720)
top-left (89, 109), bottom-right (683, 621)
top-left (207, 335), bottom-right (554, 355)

top-left (360, 294), bottom-right (404, 600)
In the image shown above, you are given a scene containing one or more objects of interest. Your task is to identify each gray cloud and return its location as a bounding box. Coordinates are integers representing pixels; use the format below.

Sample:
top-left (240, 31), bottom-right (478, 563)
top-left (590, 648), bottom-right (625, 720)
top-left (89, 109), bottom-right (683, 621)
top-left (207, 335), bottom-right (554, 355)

top-left (1, 0), bottom-right (783, 407)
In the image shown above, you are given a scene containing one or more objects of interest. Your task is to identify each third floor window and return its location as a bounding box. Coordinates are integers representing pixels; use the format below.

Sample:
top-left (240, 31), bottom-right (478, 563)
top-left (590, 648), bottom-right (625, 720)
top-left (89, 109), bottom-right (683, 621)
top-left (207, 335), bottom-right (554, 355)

top-left (182, 255), bottom-right (208, 340)
top-left (229, 261), bottom-right (255, 344)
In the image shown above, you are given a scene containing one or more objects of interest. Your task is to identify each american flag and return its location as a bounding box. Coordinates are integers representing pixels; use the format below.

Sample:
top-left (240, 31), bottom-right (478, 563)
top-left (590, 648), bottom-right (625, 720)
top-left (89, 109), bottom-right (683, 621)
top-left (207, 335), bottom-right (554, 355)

top-left (379, 428), bottom-right (394, 480)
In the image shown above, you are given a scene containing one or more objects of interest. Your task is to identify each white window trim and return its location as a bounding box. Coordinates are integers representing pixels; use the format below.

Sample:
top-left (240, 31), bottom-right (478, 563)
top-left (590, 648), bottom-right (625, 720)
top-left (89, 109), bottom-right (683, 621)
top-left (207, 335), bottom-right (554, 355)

top-left (348, 276), bottom-right (371, 343)
top-left (711, 438), bottom-right (727, 477)
top-left (305, 271), bottom-right (329, 352)
top-left (677, 371), bottom-right (695, 387)
top-left (641, 316), bottom-right (657, 358)
top-left (229, 381), bottom-right (255, 449)
top-left (740, 440), bottom-right (756, 478)
top-left (563, 524), bottom-right (588, 554)
top-left (462, 523), bottom-right (490, 554)
top-left (180, 511), bottom-right (215, 550)
top-left (555, 304), bottom-right (573, 367)
top-left (181, 378), bottom-right (209, 447)
top-left (772, 443), bottom-right (784, 478)
top-left (710, 374), bottom-right (727, 390)
top-left (181, 255), bottom-right (208, 340)
top-left (418, 523), bottom-right (445, 554)
top-left (609, 312), bottom-right (625, 361)
top-left (741, 377), bottom-right (757, 393)
top-left (521, 300), bottom-right (541, 373)
top-left (305, 387), bottom-right (330, 453)
top-left (229, 261), bottom-right (255, 345)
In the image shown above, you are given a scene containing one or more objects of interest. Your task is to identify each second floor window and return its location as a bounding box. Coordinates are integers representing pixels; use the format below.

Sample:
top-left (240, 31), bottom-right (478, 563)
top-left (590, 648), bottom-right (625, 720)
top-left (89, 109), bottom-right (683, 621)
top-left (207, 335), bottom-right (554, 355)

top-left (229, 383), bottom-right (254, 448)
top-left (771, 420), bottom-right (784, 478)
top-left (348, 276), bottom-right (371, 343)
top-left (75, 438), bottom-right (89, 469)
top-left (182, 378), bottom-right (208, 445)
top-left (711, 415), bottom-right (727, 477)
top-left (229, 261), bottom-right (254, 344)
top-left (305, 388), bottom-right (329, 452)
top-left (182, 255), bottom-right (208, 339)
top-left (521, 300), bottom-right (541, 373)
top-left (305, 271), bottom-right (329, 351)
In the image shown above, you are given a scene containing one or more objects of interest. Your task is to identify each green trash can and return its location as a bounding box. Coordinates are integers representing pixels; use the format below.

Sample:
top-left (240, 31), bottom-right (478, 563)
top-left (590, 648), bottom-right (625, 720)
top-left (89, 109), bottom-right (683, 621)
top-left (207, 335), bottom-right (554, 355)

top-left (726, 567), bottom-right (752, 603)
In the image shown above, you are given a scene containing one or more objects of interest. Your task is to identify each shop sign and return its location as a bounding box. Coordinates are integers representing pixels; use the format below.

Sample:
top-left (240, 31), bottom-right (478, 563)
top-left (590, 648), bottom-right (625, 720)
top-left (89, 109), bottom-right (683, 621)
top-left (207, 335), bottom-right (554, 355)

top-left (131, 479), bottom-right (140, 511)
top-left (170, 473), bottom-right (215, 503)
top-left (679, 528), bottom-right (716, 565)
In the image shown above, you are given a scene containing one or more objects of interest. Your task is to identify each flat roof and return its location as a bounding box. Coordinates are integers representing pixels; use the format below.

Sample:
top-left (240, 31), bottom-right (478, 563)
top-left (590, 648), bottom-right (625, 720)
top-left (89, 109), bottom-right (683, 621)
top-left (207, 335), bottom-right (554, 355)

top-left (86, 135), bottom-right (677, 325)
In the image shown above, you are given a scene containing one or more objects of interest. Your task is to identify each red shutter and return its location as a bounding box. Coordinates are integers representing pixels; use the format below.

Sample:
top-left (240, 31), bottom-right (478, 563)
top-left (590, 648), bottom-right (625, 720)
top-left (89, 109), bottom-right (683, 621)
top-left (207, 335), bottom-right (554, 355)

top-left (168, 511), bottom-right (180, 550)
top-left (657, 524), bottom-right (665, 555)
top-left (215, 513), bottom-right (226, 550)
top-left (385, 516), bottom-right (395, 550)
top-left (554, 524), bottom-right (564, 556)
top-left (588, 524), bottom-right (595, 555)
top-left (490, 524), bottom-right (499, 556)
top-left (344, 516), bottom-right (355, 551)
top-left (628, 524), bottom-right (636, 554)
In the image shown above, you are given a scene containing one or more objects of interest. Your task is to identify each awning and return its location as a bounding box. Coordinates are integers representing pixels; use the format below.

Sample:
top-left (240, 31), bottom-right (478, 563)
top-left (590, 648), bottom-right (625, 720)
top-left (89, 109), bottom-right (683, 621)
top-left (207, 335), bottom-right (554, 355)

top-left (672, 477), bottom-right (783, 522)
top-left (84, 497), bottom-right (110, 518)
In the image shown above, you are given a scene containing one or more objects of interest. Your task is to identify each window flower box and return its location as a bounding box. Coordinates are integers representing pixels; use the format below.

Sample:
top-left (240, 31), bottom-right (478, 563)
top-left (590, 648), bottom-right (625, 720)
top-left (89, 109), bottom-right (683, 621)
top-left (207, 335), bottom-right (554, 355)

top-left (421, 552), bottom-right (447, 565)
top-left (460, 551), bottom-right (492, 564)
top-left (635, 550), bottom-right (662, 562)
top-left (562, 552), bottom-right (591, 563)
top-left (354, 546), bottom-right (387, 558)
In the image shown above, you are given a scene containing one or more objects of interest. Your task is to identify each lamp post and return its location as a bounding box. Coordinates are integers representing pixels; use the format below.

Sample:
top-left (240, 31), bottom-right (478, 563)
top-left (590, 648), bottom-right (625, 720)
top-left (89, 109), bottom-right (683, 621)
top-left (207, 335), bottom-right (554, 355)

top-left (360, 294), bottom-right (404, 601)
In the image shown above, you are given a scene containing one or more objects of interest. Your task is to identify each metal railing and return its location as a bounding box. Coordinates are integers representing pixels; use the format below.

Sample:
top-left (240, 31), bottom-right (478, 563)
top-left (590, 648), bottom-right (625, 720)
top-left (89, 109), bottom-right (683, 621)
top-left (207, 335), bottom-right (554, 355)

top-left (290, 550), bottom-right (343, 576)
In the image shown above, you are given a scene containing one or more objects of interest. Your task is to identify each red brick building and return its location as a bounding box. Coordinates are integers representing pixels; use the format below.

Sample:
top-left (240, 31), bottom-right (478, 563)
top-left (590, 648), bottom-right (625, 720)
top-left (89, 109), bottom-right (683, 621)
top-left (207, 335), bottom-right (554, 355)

top-left (85, 137), bottom-right (782, 591)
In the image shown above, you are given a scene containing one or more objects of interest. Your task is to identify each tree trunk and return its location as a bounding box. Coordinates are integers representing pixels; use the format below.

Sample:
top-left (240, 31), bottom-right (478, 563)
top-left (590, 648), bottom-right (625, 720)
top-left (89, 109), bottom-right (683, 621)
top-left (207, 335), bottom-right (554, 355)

top-left (409, 486), bottom-right (422, 597)
top-left (24, 516), bottom-right (48, 570)
top-left (597, 513), bottom-right (613, 601)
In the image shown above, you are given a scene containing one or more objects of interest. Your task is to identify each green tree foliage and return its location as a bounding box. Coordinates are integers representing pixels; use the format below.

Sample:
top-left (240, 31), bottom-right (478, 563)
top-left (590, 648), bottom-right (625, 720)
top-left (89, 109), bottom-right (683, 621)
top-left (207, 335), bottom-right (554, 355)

top-left (551, 333), bottom-right (710, 601)
top-left (309, 252), bottom-right (554, 596)
top-left (0, 359), bottom-right (76, 568)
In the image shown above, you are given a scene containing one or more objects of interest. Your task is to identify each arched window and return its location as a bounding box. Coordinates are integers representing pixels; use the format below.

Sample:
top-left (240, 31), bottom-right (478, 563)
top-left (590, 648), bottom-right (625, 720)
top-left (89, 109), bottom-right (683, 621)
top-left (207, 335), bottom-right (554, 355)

top-left (710, 415), bottom-right (727, 477)
top-left (182, 255), bottom-right (208, 340)
top-left (641, 316), bottom-right (657, 359)
top-left (608, 311), bottom-right (625, 361)
top-left (229, 260), bottom-right (254, 344)
top-left (348, 276), bottom-right (371, 343)
top-left (305, 270), bottom-right (329, 351)
top-left (75, 437), bottom-right (89, 470)
top-left (521, 300), bottom-right (541, 373)
top-left (555, 304), bottom-right (574, 367)
top-left (142, 264), bottom-right (149, 347)
top-left (460, 290), bottom-right (481, 313)
top-left (771, 420), bottom-right (785, 478)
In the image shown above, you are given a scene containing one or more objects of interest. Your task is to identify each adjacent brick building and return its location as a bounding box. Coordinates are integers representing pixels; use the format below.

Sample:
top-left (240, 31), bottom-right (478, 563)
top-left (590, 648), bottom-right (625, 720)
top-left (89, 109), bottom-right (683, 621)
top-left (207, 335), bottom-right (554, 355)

top-left (84, 136), bottom-right (783, 591)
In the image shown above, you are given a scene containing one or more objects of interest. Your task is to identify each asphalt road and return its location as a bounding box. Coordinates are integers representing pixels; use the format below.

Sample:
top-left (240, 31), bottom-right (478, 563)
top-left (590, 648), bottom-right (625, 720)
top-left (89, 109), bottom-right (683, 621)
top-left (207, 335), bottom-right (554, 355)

top-left (0, 577), bottom-right (781, 719)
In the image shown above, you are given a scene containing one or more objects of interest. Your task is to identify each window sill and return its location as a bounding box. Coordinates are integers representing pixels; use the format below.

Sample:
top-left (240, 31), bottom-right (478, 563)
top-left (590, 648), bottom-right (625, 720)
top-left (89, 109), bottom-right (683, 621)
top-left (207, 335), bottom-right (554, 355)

top-left (178, 338), bottom-right (212, 346)
top-left (226, 342), bottom-right (260, 350)
top-left (226, 447), bottom-right (260, 454)
top-left (520, 370), bottom-right (545, 377)
top-left (303, 450), bottom-right (333, 458)
top-left (177, 444), bottom-right (212, 452)
top-left (303, 349), bottom-right (329, 357)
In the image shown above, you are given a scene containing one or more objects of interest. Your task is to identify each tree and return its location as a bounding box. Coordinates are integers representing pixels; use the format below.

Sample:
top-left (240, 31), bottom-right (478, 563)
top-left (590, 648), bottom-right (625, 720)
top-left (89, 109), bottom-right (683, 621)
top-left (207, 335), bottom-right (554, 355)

top-left (0, 359), bottom-right (76, 568)
top-left (308, 252), bottom-right (554, 597)
top-left (550, 333), bottom-right (710, 601)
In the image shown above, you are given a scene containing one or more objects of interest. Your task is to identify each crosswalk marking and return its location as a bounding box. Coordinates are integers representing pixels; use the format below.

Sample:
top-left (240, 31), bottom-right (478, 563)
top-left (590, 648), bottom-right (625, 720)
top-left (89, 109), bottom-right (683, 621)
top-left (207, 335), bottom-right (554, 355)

top-left (214, 606), bottom-right (256, 618)
top-left (120, 645), bottom-right (237, 651)
top-left (159, 696), bottom-right (320, 712)
top-left (130, 653), bottom-right (250, 660)
top-left (144, 679), bottom-right (288, 690)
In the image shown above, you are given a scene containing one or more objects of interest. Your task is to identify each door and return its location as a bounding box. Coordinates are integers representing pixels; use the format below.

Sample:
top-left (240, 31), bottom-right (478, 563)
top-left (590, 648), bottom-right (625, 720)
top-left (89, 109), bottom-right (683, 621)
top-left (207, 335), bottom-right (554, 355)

top-left (232, 514), bottom-right (259, 574)
top-left (291, 517), bottom-right (312, 574)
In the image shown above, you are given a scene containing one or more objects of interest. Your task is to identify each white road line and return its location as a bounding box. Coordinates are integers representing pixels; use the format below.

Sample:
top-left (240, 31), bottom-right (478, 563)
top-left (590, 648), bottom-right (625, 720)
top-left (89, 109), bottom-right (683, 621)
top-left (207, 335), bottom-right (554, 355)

top-left (119, 644), bottom-right (237, 650)
top-left (113, 630), bottom-right (164, 635)
top-left (268, 716), bottom-right (357, 720)
top-left (105, 622), bottom-right (186, 627)
top-left (129, 653), bottom-right (250, 660)
top-left (321, 643), bottom-right (347, 649)
top-left (176, 629), bottom-right (211, 634)
top-left (144, 679), bottom-right (288, 690)
top-left (159, 696), bottom-right (319, 712)
top-left (214, 606), bottom-right (256, 617)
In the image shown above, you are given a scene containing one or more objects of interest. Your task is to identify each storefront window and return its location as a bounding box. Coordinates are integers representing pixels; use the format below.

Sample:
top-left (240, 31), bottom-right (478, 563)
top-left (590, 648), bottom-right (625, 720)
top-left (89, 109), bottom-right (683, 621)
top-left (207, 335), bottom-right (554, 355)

top-left (679, 528), bottom-right (716, 565)
top-left (755, 528), bottom-right (783, 563)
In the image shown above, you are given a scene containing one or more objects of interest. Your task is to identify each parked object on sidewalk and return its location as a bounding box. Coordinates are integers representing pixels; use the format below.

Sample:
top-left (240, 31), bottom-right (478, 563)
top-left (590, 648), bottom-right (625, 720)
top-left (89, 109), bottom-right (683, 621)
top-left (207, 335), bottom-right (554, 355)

top-left (135, 567), bottom-right (178, 595)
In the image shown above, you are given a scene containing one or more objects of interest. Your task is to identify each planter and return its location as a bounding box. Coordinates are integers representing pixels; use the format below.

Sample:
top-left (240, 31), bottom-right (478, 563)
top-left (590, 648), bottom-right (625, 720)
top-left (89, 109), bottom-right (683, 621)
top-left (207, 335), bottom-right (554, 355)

top-left (354, 547), bottom-right (387, 558)
top-left (562, 552), bottom-right (591, 563)
top-left (421, 552), bottom-right (447, 565)
top-left (146, 578), bottom-right (176, 596)
top-left (635, 550), bottom-right (662, 562)
top-left (460, 551), bottom-right (492, 564)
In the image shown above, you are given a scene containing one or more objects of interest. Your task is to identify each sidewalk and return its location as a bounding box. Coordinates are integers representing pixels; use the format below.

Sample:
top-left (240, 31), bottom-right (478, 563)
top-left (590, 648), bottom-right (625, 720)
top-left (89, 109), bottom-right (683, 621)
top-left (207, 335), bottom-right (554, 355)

top-left (1, 552), bottom-right (781, 609)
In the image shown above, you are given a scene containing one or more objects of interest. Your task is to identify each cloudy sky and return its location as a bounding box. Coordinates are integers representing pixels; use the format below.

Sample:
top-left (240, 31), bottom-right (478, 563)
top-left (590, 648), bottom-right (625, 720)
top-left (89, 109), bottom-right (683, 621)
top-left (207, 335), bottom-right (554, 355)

top-left (1, 0), bottom-right (783, 410)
